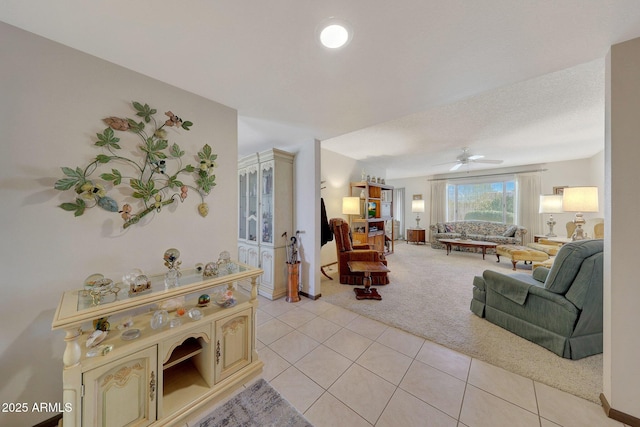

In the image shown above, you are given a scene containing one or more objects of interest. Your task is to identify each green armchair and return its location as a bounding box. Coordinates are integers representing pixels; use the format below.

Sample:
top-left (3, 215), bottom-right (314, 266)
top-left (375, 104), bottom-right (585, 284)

top-left (470, 239), bottom-right (603, 359)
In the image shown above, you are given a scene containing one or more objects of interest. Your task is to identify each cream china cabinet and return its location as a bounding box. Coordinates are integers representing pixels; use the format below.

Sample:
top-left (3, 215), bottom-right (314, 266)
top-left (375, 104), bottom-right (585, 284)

top-left (238, 148), bottom-right (294, 300)
top-left (52, 263), bottom-right (263, 427)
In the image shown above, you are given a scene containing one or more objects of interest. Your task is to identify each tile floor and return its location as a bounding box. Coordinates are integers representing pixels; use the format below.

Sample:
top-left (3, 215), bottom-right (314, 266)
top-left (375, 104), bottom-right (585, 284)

top-left (251, 295), bottom-right (625, 427)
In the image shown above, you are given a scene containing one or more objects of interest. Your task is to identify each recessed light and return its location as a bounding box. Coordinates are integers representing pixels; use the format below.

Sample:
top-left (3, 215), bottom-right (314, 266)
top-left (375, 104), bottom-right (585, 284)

top-left (317, 18), bottom-right (352, 49)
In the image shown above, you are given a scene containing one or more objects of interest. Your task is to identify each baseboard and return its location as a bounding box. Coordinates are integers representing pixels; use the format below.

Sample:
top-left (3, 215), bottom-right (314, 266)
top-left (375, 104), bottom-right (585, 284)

top-left (600, 393), bottom-right (640, 427)
top-left (299, 291), bottom-right (321, 300)
top-left (32, 413), bottom-right (62, 427)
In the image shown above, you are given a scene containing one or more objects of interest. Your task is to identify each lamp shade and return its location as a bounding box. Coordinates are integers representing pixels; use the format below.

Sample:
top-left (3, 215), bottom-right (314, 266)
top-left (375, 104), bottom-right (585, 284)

top-left (411, 199), bottom-right (425, 213)
top-left (342, 196), bottom-right (361, 215)
top-left (539, 195), bottom-right (564, 214)
top-left (562, 187), bottom-right (599, 212)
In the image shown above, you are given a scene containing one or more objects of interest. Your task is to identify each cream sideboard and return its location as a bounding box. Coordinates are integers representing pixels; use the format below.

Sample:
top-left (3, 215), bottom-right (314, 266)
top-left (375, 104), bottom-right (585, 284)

top-left (52, 263), bottom-right (263, 427)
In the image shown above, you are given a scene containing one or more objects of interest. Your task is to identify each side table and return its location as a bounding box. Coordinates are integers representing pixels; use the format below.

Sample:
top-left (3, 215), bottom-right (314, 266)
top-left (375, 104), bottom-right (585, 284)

top-left (347, 261), bottom-right (390, 300)
top-left (406, 228), bottom-right (426, 244)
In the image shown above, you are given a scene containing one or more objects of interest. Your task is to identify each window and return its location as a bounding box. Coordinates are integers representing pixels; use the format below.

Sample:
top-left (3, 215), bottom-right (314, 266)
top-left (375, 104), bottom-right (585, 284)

top-left (447, 178), bottom-right (516, 223)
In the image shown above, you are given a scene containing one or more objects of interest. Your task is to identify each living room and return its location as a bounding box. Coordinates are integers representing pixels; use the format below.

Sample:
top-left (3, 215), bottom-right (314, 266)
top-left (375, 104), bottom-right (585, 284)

top-left (1, 3), bottom-right (640, 427)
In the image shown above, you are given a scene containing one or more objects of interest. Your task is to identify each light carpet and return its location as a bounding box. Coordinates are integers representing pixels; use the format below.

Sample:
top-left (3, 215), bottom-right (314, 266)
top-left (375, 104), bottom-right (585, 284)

top-left (193, 379), bottom-right (312, 427)
top-left (322, 242), bottom-right (602, 403)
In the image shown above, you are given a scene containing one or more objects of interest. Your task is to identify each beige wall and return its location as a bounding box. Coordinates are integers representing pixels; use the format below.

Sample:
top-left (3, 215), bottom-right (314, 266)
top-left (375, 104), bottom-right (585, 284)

top-left (319, 148), bottom-right (364, 267)
top-left (384, 154), bottom-right (605, 238)
top-left (0, 23), bottom-right (238, 426)
top-left (291, 139), bottom-right (322, 297)
top-left (540, 154), bottom-right (605, 236)
top-left (604, 36), bottom-right (640, 420)
top-left (385, 176), bottom-right (431, 235)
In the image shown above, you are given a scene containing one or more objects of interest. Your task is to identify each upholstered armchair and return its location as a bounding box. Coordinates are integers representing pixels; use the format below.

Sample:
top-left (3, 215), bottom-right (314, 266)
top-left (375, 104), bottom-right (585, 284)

top-left (567, 218), bottom-right (604, 239)
top-left (471, 239), bottom-right (603, 359)
top-left (329, 218), bottom-right (390, 285)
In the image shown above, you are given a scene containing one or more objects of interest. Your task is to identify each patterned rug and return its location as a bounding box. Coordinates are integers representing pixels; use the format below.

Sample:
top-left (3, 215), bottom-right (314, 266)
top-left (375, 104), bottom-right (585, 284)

top-left (193, 379), bottom-right (312, 427)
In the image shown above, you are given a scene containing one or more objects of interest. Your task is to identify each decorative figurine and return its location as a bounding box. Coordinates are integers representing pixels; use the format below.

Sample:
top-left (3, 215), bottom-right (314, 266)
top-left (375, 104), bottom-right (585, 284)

top-left (150, 310), bottom-right (169, 329)
top-left (215, 289), bottom-right (236, 308)
top-left (93, 317), bottom-right (110, 331)
top-left (203, 262), bottom-right (218, 278)
top-left (198, 294), bottom-right (211, 307)
top-left (128, 274), bottom-right (151, 296)
top-left (83, 274), bottom-right (119, 305)
top-left (163, 248), bottom-right (182, 289)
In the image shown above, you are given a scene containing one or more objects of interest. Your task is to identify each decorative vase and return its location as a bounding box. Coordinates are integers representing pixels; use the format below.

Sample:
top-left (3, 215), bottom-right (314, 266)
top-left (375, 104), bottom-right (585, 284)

top-left (286, 262), bottom-right (301, 303)
top-left (164, 268), bottom-right (179, 290)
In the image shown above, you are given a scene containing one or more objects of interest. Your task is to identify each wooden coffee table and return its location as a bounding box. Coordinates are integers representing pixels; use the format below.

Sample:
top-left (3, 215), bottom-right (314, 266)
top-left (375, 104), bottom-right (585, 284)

top-left (347, 261), bottom-right (390, 300)
top-left (438, 239), bottom-right (497, 260)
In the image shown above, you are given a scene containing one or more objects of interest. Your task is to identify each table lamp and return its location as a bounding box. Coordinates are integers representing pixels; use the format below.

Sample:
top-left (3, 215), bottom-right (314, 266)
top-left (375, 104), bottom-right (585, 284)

top-left (342, 196), bottom-right (361, 221)
top-left (539, 194), bottom-right (564, 237)
top-left (562, 187), bottom-right (599, 240)
top-left (412, 199), bottom-right (425, 228)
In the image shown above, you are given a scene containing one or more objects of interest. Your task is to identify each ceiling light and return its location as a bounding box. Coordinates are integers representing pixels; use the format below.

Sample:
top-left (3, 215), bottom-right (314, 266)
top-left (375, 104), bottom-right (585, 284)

top-left (318, 19), bottom-right (352, 49)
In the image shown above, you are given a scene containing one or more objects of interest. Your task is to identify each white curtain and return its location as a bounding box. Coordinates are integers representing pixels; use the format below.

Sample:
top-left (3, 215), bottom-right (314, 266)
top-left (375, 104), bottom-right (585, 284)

top-left (394, 188), bottom-right (405, 240)
top-left (516, 172), bottom-right (542, 244)
top-left (430, 181), bottom-right (447, 241)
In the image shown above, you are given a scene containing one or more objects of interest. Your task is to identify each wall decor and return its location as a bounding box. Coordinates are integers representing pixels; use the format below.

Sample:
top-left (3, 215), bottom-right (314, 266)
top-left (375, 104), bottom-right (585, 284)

top-left (553, 186), bottom-right (567, 195)
top-left (54, 101), bottom-right (218, 228)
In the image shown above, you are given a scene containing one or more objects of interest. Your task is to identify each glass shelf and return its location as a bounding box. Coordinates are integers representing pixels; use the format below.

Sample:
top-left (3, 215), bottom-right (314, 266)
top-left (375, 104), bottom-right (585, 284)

top-left (53, 261), bottom-right (262, 331)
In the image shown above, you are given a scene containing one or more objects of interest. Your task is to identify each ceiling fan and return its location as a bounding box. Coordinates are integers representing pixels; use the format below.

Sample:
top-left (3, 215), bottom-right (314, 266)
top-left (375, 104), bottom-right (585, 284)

top-left (443, 148), bottom-right (504, 171)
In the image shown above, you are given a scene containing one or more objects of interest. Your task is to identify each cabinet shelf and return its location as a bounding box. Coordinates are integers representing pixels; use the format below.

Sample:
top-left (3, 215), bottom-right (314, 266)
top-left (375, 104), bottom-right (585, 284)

top-left (163, 337), bottom-right (203, 370)
top-left (163, 359), bottom-right (209, 417)
top-left (350, 181), bottom-right (394, 254)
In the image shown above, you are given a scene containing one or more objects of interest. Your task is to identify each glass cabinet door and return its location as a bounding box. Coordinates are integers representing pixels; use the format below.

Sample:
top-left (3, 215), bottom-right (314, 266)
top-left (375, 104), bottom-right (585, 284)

top-left (238, 170), bottom-right (247, 240)
top-left (261, 162), bottom-right (274, 244)
top-left (248, 168), bottom-right (258, 241)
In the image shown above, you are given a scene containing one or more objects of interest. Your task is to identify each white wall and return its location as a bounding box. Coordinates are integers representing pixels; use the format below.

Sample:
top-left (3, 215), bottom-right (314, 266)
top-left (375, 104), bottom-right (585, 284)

top-left (540, 154), bottom-right (605, 235)
top-left (384, 156), bottom-right (605, 239)
top-left (291, 140), bottom-right (321, 297)
top-left (603, 37), bottom-right (640, 420)
top-left (319, 149), bottom-right (363, 268)
top-left (0, 23), bottom-right (238, 426)
top-left (385, 176), bottom-right (431, 233)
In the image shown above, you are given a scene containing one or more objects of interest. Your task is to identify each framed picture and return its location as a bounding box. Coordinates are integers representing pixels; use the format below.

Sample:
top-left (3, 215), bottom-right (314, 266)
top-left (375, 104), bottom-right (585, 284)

top-left (553, 186), bottom-right (567, 195)
top-left (413, 194), bottom-right (423, 200)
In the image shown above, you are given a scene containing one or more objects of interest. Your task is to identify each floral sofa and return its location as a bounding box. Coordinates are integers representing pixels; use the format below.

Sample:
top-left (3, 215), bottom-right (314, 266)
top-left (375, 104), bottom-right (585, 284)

top-left (429, 220), bottom-right (527, 251)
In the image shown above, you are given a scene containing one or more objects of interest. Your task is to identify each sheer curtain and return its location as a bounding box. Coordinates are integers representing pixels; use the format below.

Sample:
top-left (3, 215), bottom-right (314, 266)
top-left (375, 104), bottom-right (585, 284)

top-left (394, 188), bottom-right (405, 240)
top-left (430, 181), bottom-right (447, 241)
top-left (516, 172), bottom-right (542, 244)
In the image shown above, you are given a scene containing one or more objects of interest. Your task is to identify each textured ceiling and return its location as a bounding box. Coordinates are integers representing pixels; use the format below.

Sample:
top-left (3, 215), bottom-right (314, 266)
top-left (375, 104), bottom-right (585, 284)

top-left (2, 1), bottom-right (640, 178)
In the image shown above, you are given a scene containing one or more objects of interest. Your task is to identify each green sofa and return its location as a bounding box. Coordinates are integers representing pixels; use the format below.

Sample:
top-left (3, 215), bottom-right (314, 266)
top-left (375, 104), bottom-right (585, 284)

top-left (470, 239), bottom-right (603, 359)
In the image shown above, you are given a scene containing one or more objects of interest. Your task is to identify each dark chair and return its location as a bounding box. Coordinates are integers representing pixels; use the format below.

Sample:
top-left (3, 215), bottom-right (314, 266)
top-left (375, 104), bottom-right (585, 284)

top-left (329, 218), bottom-right (389, 285)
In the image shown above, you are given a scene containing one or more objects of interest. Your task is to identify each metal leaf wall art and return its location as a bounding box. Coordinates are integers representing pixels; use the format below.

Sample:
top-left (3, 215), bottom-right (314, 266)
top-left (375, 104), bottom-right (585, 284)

top-left (54, 101), bottom-right (218, 228)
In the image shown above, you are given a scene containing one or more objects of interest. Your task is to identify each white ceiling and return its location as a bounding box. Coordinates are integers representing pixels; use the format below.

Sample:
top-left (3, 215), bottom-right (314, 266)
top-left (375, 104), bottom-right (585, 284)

top-left (3, 1), bottom-right (640, 178)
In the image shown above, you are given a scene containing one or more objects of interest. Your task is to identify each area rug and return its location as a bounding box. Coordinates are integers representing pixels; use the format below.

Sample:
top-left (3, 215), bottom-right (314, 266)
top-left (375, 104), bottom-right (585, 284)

top-left (193, 379), bottom-right (312, 427)
top-left (322, 242), bottom-right (603, 403)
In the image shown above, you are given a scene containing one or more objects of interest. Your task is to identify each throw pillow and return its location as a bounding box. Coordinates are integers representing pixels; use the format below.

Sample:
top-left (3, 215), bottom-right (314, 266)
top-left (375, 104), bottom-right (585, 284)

top-left (444, 224), bottom-right (455, 233)
top-left (437, 223), bottom-right (445, 233)
top-left (501, 225), bottom-right (518, 237)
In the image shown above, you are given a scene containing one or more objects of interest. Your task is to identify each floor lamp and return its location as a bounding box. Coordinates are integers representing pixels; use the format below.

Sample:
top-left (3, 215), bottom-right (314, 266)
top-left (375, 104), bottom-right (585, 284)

top-left (412, 199), bottom-right (425, 228)
top-left (562, 187), bottom-right (599, 240)
top-left (539, 194), bottom-right (564, 237)
top-left (342, 196), bottom-right (361, 224)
